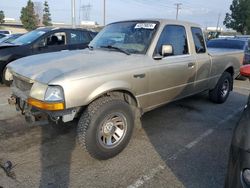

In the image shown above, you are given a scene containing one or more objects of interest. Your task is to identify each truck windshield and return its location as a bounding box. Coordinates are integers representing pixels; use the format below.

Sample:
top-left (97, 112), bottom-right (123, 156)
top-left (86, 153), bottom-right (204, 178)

top-left (11, 30), bottom-right (46, 45)
top-left (90, 21), bottom-right (159, 54)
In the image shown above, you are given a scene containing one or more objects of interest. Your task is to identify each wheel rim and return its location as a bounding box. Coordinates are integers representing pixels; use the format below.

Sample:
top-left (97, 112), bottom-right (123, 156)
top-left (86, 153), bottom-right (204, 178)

top-left (98, 112), bottom-right (127, 149)
top-left (220, 79), bottom-right (230, 98)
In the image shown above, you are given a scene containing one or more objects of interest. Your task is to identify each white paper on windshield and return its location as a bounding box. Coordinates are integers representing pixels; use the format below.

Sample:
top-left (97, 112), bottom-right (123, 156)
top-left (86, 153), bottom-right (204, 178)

top-left (134, 23), bottom-right (156, 29)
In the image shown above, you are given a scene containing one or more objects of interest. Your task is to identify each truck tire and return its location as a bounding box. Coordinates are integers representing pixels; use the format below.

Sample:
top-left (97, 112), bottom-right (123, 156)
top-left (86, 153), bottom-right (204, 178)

top-left (209, 72), bottom-right (233, 104)
top-left (2, 67), bottom-right (12, 86)
top-left (77, 96), bottom-right (134, 160)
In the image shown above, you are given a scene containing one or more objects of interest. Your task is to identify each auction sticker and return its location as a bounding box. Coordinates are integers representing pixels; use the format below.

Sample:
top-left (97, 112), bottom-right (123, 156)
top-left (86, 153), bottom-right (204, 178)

top-left (135, 23), bottom-right (156, 29)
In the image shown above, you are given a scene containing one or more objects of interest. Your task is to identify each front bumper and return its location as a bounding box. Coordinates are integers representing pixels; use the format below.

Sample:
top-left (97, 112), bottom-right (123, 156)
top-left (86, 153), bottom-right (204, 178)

top-left (8, 95), bottom-right (79, 125)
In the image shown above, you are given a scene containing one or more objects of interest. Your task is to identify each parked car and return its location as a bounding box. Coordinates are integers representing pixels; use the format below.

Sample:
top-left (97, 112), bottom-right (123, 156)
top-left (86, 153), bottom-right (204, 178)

top-left (0, 27), bottom-right (96, 85)
top-left (0, 33), bottom-right (6, 39)
top-left (8, 19), bottom-right (243, 160)
top-left (0, 33), bottom-right (23, 44)
top-left (207, 38), bottom-right (250, 65)
top-left (0, 30), bottom-right (12, 35)
top-left (225, 65), bottom-right (250, 188)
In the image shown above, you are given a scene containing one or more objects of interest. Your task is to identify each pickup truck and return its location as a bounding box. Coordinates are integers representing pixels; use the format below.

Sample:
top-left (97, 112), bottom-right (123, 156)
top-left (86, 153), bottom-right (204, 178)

top-left (7, 19), bottom-right (244, 160)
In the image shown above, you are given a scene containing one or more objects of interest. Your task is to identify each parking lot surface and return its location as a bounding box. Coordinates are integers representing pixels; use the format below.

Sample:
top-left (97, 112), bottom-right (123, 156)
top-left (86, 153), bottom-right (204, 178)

top-left (0, 80), bottom-right (249, 188)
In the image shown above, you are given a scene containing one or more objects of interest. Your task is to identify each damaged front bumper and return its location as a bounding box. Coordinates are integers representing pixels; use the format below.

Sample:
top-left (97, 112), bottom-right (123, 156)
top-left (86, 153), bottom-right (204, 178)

top-left (8, 95), bottom-right (79, 125)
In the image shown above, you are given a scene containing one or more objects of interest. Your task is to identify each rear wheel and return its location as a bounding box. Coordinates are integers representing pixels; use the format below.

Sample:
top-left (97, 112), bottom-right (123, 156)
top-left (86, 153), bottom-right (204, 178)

top-left (77, 96), bottom-right (134, 160)
top-left (209, 72), bottom-right (233, 104)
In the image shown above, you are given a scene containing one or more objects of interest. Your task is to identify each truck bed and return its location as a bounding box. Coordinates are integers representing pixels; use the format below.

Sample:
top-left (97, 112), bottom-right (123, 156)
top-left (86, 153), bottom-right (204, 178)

top-left (208, 47), bottom-right (244, 56)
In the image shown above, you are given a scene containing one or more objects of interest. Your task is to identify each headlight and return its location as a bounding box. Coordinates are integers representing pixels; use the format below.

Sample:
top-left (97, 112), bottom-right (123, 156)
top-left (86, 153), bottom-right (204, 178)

top-left (4, 68), bottom-right (13, 81)
top-left (30, 82), bottom-right (48, 101)
top-left (45, 86), bottom-right (64, 101)
top-left (243, 169), bottom-right (250, 185)
top-left (28, 84), bottom-right (65, 111)
top-left (30, 83), bottom-right (64, 102)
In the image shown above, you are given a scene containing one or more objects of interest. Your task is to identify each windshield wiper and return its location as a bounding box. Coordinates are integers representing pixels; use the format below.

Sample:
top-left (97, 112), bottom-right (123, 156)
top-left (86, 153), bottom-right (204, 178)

top-left (100, 45), bottom-right (130, 55)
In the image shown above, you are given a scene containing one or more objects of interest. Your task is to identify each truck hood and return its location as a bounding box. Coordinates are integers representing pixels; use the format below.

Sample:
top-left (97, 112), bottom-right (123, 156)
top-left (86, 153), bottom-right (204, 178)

top-left (8, 49), bottom-right (145, 84)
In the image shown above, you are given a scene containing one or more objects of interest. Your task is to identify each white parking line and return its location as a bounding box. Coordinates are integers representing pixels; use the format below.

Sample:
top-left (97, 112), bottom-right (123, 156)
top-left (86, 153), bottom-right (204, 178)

top-left (127, 107), bottom-right (243, 188)
top-left (0, 103), bottom-right (8, 106)
top-left (234, 86), bottom-right (250, 91)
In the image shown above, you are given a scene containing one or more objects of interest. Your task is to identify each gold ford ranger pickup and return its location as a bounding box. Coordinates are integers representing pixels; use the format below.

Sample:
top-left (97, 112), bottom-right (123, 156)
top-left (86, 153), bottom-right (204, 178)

top-left (7, 19), bottom-right (244, 159)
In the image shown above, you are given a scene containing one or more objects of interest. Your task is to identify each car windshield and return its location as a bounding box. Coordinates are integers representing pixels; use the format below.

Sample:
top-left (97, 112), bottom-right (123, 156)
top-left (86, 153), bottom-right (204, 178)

top-left (207, 39), bottom-right (246, 50)
top-left (11, 30), bottom-right (46, 45)
top-left (0, 36), bottom-right (9, 43)
top-left (89, 21), bottom-right (159, 54)
top-left (0, 34), bottom-right (5, 39)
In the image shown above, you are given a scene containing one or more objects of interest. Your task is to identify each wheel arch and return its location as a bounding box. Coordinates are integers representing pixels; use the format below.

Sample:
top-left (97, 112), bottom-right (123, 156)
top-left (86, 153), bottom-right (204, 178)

top-left (85, 81), bottom-right (140, 108)
top-left (225, 66), bottom-right (234, 76)
top-left (224, 66), bottom-right (234, 90)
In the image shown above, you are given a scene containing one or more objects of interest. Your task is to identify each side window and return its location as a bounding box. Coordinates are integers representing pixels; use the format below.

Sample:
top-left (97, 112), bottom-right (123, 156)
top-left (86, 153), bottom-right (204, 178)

top-left (156, 25), bottom-right (189, 56)
top-left (191, 27), bottom-right (206, 53)
top-left (46, 32), bottom-right (66, 46)
top-left (69, 30), bottom-right (91, 44)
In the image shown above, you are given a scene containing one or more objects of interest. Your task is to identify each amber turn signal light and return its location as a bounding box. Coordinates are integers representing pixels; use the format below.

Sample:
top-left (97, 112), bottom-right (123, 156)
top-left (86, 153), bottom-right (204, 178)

top-left (27, 98), bottom-right (64, 111)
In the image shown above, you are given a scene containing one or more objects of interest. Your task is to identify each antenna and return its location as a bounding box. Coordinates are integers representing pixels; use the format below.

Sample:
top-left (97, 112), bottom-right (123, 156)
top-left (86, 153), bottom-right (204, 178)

top-left (175, 3), bottom-right (182, 20)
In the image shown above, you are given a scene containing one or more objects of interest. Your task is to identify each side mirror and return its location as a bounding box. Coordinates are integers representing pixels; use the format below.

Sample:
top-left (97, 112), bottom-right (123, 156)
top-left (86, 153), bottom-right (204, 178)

top-left (162, 45), bottom-right (173, 57)
top-left (34, 40), bottom-right (46, 49)
top-left (240, 65), bottom-right (250, 78)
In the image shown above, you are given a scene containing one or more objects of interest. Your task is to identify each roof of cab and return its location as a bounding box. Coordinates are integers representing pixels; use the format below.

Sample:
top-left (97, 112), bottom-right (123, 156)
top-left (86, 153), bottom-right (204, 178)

top-left (110, 18), bottom-right (201, 28)
top-left (35, 27), bottom-right (89, 32)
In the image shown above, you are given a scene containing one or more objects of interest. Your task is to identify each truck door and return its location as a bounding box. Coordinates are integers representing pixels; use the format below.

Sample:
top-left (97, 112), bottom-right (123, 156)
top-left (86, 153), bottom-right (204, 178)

top-left (147, 25), bottom-right (196, 109)
top-left (191, 27), bottom-right (211, 92)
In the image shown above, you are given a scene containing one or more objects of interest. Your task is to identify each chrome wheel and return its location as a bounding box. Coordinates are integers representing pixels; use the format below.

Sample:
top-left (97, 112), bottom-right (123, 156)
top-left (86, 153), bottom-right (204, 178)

top-left (98, 112), bottom-right (127, 149)
top-left (220, 79), bottom-right (229, 98)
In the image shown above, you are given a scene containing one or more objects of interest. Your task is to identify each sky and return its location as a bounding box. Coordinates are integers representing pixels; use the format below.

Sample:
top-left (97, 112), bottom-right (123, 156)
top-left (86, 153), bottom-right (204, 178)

top-left (0, 0), bottom-right (232, 28)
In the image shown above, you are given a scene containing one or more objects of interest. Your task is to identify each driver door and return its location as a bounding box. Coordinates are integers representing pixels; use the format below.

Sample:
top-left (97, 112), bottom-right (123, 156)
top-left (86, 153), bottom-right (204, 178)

top-left (147, 25), bottom-right (197, 109)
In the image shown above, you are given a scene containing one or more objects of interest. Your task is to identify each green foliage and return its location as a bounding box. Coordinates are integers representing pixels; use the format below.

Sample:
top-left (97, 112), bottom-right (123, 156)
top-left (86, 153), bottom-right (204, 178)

top-left (0, 10), bottom-right (5, 25)
top-left (224, 0), bottom-right (250, 34)
top-left (20, 0), bottom-right (38, 31)
top-left (42, 1), bottom-right (52, 26)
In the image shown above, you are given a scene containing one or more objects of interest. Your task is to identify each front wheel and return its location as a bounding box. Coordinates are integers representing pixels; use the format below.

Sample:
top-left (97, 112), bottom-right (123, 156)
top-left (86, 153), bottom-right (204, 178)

top-left (209, 72), bottom-right (233, 104)
top-left (77, 96), bottom-right (134, 160)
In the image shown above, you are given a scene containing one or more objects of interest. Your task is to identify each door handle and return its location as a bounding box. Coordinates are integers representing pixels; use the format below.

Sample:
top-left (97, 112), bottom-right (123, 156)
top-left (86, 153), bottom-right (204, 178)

top-left (188, 62), bottom-right (195, 68)
top-left (133, 73), bottom-right (145, 78)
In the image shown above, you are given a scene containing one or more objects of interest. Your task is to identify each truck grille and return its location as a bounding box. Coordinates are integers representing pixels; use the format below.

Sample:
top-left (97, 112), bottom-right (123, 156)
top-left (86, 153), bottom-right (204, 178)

top-left (13, 76), bottom-right (33, 91)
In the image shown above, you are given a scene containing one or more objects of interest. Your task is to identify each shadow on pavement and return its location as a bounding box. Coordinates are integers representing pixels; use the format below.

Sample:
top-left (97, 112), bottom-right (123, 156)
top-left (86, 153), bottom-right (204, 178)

top-left (39, 121), bottom-right (77, 188)
top-left (141, 91), bottom-right (246, 188)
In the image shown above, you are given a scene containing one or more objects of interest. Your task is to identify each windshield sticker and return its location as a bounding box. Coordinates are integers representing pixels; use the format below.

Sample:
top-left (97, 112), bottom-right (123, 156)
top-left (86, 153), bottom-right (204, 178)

top-left (135, 23), bottom-right (156, 29)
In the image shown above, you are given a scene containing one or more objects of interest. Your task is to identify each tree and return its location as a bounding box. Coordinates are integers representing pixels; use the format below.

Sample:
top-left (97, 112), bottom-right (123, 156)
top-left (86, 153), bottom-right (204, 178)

top-left (20, 0), bottom-right (38, 31)
top-left (223, 0), bottom-right (250, 34)
top-left (0, 10), bottom-right (5, 25)
top-left (42, 1), bottom-right (52, 26)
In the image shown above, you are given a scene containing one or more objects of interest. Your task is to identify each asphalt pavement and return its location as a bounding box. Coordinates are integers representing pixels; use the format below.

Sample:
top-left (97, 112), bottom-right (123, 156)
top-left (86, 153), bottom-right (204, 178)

top-left (0, 80), bottom-right (249, 188)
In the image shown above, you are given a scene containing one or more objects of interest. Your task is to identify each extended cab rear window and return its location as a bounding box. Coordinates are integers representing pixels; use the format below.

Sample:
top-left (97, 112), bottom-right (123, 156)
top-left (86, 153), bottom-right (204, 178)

top-left (191, 27), bottom-right (206, 53)
top-left (155, 25), bottom-right (189, 56)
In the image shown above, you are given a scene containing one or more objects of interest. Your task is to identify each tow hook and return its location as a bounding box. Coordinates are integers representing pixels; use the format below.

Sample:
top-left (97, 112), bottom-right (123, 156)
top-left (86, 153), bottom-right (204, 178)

top-left (8, 96), bottom-right (16, 105)
top-left (0, 159), bottom-right (16, 179)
